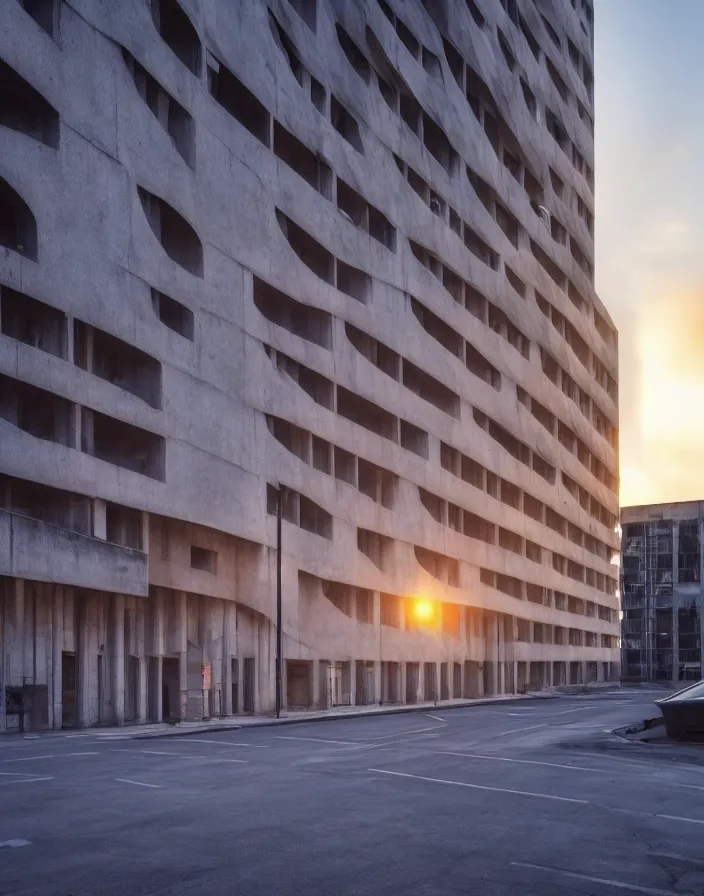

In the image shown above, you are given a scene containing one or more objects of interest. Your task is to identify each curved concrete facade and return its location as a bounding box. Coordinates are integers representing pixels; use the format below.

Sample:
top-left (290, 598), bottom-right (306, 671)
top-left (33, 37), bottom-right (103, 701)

top-left (0, 0), bottom-right (619, 730)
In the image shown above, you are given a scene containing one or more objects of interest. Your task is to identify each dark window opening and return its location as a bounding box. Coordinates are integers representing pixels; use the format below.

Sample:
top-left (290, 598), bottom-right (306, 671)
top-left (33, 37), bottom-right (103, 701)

top-left (269, 13), bottom-right (305, 86)
top-left (189, 545), bottom-right (216, 573)
top-left (300, 495), bottom-right (332, 538)
top-left (254, 276), bottom-right (331, 348)
top-left (336, 25), bottom-right (371, 82)
top-left (106, 503), bottom-right (143, 550)
top-left (337, 259), bottom-right (370, 303)
top-left (334, 446), bottom-right (356, 486)
top-left (274, 123), bottom-right (332, 198)
top-left (276, 210), bottom-right (334, 284)
top-left (377, 73), bottom-right (398, 111)
top-left (521, 78), bottom-right (537, 118)
top-left (403, 359), bottom-right (460, 418)
top-left (287, 0), bottom-right (316, 32)
top-left (415, 546), bottom-right (459, 587)
top-left (346, 323), bottom-right (400, 379)
top-left (499, 527), bottom-right (522, 555)
top-left (138, 187), bottom-right (203, 277)
top-left (546, 58), bottom-right (568, 102)
top-left (419, 487), bottom-right (444, 523)
top-left (500, 478), bottom-right (521, 508)
top-left (358, 527), bottom-right (392, 569)
top-left (2, 472), bottom-right (91, 535)
top-left (150, 0), bottom-right (201, 76)
top-left (497, 28), bottom-right (515, 70)
top-left (310, 76), bottom-right (326, 113)
top-left (358, 458), bottom-right (396, 508)
top-left (496, 573), bottom-right (522, 600)
top-left (461, 454), bottom-right (484, 490)
top-left (519, 15), bottom-right (540, 59)
top-left (465, 284), bottom-right (487, 322)
top-left (530, 239), bottom-right (566, 290)
top-left (0, 285), bottom-right (67, 358)
top-left (496, 205), bottom-right (520, 248)
top-left (152, 289), bottom-right (194, 340)
top-left (266, 415), bottom-right (310, 463)
top-left (399, 419), bottom-right (428, 458)
top-left (74, 321), bottom-right (162, 409)
top-left (122, 51), bottom-right (194, 167)
top-left (207, 55), bottom-right (270, 147)
top-left (0, 57), bottom-right (59, 147)
top-left (523, 493), bottom-right (543, 523)
top-left (331, 96), bottom-right (364, 153)
top-left (0, 373), bottom-right (74, 446)
top-left (410, 297), bottom-right (463, 359)
top-left (337, 387), bottom-right (397, 442)
top-left (273, 350), bottom-right (334, 409)
top-left (423, 114), bottom-right (458, 175)
top-left (532, 453), bottom-right (556, 484)
top-left (541, 13), bottom-right (561, 49)
top-left (0, 175), bottom-right (37, 260)
top-left (546, 108), bottom-right (569, 154)
top-left (526, 540), bottom-right (542, 563)
top-left (400, 91), bottom-right (422, 135)
top-left (465, 0), bottom-right (485, 27)
top-left (503, 150), bottom-right (521, 183)
top-left (465, 342), bottom-right (501, 390)
top-left (505, 265), bottom-right (526, 298)
top-left (464, 510), bottom-right (494, 544)
top-left (87, 409), bottom-right (165, 481)
top-left (442, 38), bottom-right (463, 87)
top-left (396, 18), bottom-right (420, 58)
top-left (464, 224), bottom-right (499, 269)
top-left (18, 0), bottom-right (55, 36)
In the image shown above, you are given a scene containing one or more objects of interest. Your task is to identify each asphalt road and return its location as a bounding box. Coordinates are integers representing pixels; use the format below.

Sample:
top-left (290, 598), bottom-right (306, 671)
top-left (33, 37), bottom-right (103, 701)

top-left (2, 690), bottom-right (704, 896)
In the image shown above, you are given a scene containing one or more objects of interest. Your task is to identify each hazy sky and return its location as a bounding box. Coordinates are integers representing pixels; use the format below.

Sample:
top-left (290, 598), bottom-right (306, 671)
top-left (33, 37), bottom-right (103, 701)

top-left (595, 0), bottom-right (704, 507)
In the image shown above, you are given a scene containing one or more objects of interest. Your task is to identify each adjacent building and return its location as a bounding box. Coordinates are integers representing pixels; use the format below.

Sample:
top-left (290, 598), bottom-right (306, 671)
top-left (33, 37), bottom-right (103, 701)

top-left (0, 0), bottom-right (619, 732)
top-left (622, 502), bottom-right (703, 683)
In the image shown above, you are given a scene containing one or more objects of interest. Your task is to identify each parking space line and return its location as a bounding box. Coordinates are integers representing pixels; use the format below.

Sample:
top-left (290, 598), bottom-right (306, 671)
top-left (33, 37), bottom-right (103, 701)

top-left (368, 768), bottom-right (588, 803)
top-left (435, 751), bottom-right (606, 772)
top-left (276, 736), bottom-right (362, 746)
top-left (370, 724), bottom-right (445, 741)
top-left (115, 778), bottom-right (162, 788)
top-left (170, 739), bottom-right (266, 748)
top-left (511, 861), bottom-right (681, 895)
top-left (0, 751), bottom-right (98, 763)
top-left (424, 714), bottom-right (446, 722)
top-left (491, 723), bottom-right (546, 737)
top-left (0, 777), bottom-right (54, 786)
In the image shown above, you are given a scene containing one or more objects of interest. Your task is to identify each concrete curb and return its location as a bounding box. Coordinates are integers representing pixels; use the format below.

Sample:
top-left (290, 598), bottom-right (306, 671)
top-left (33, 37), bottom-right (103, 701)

top-left (133, 693), bottom-right (559, 739)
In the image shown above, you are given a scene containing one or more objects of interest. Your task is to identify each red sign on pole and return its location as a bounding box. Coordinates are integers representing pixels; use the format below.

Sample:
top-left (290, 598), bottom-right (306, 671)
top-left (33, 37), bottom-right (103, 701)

top-left (201, 663), bottom-right (212, 690)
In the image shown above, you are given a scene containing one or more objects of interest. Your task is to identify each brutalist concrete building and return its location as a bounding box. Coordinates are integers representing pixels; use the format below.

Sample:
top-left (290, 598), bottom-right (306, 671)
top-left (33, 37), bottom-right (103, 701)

top-left (0, 0), bottom-right (619, 731)
top-left (622, 502), bottom-right (703, 683)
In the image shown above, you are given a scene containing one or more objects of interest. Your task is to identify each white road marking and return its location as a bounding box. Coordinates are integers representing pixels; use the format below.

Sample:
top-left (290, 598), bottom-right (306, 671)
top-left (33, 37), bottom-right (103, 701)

top-left (276, 736), bottom-right (361, 746)
top-left (424, 714), bottom-right (446, 722)
top-left (511, 861), bottom-right (683, 895)
top-left (23, 735), bottom-right (40, 739)
top-left (0, 771), bottom-right (48, 777)
top-left (0, 752), bottom-right (98, 763)
top-left (370, 724), bottom-right (445, 741)
top-left (672, 782), bottom-right (704, 792)
top-left (0, 777), bottom-right (54, 786)
top-left (170, 738), bottom-right (266, 748)
top-left (140, 750), bottom-right (179, 756)
top-left (489, 723), bottom-right (546, 737)
top-left (658, 813), bottom-right (704, 826)
top-left (435, 751), bottom-right (605, 772)
top-left (367, 768), bottom-right (588, 803)
top-left (0, 840), bottom-right (31, 848)
top-left (115, 778), bottom-right (162, 788)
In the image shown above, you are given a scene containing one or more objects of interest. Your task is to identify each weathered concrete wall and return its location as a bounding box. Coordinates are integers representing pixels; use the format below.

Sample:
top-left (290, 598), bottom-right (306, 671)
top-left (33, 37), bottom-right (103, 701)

top-left (0, 0), bottom-right (618, 729)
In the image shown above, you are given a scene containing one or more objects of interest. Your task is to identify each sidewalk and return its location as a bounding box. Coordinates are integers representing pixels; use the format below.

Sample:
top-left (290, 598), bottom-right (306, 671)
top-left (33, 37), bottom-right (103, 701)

top-left (2, 683), bottom-right (623, 742)
top-left (2, 692), bottom-right (555, 742)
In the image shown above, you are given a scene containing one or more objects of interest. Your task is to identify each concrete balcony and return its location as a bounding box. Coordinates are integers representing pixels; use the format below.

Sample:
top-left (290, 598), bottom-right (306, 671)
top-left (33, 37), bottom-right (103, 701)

top-left (0, 509), bottom-right (147, 595)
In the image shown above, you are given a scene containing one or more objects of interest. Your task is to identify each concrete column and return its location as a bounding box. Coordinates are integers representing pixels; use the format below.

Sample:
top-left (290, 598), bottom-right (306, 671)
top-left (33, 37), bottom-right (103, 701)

top-left (498, 616), bottom-right (506, 694)
top-left (399, 661), bottom-right (406, 705)
top-left (236, 656), bottom-right (244, 714)
top-left (113, 595), bottom-right (125, 725)
top-left (52, 586), bottom-right (63, 728)
top-left (76, 593), bottom-right (93, 728)
top-left (223, 602), bottom-right (234, 716)
top-left (93, 499), bottom-right (107, 540)
top-left (0, 581), bottom-right (5, 732)
top-left (6, 578), bottom-right (25, 688)
top-left (136, 602), bottom-right (147, 723)
top-left (373, 592), bottom-right (382, 704)
top-left (348, 659), bottom-right (356, 706)
top-left (178, 592), bottom-right (188, 721)
top-left (310, 659), bottom-right (320, 709)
